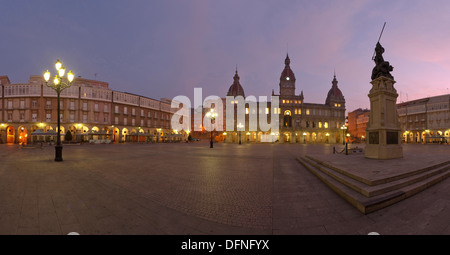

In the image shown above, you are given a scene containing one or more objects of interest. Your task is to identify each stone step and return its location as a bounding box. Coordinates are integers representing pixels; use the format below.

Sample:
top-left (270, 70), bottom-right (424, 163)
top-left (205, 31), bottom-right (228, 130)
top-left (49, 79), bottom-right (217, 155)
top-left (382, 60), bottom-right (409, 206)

top-left (300, 156), bottom-right (450, 198)
top-left (305, 155), bottom-right (450, 186)
top-left (297, 157), bottom-right (450, 214)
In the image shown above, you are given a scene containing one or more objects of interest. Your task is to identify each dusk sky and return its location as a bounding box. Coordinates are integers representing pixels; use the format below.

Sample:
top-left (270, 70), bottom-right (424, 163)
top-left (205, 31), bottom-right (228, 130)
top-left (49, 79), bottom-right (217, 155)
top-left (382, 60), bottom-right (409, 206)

top-left (2, 0), bottom-right (450, 113)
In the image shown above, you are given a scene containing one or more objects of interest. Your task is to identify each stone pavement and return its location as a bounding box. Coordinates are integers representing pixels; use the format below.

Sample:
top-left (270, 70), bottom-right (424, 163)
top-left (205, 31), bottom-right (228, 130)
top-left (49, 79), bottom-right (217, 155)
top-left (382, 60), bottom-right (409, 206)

top-left (0, 142), bottom-right (449, 235)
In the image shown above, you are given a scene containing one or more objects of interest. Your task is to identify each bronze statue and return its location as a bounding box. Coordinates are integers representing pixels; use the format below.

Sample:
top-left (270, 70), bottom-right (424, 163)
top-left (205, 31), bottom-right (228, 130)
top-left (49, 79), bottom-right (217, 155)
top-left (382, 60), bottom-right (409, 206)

top-left (371, 42), bottom-right (394, 80)
top-left (371, 22), bottom-right (394, 80)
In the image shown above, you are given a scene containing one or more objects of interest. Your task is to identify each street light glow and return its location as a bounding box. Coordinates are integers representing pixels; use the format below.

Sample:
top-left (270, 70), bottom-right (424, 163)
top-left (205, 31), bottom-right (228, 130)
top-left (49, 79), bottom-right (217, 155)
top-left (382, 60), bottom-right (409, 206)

top-left (44, 70), bottom-right (50, 81)
top-left (55, 59), bottom-right (62, 70)
top-left (58, 65), bottom-right (66, 77)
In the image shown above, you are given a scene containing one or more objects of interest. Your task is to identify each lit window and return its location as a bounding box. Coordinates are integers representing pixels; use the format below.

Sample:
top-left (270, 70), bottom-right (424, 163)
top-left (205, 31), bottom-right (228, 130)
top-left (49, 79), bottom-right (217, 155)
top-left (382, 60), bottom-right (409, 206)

top-left (295, 100), bottom-right (298, 104)
top-left (246, 108), bottom-right (249, 114)
top-left (282, 100), bottom-right (285, 104)
top-left (278, 108), bottom-right (281, 114)
top-left (295, 109), bottom-right (297, 114)
top-left (306, 109), bottom-right (310, 115)
top-left (319, 122), bottom-right (322, 128)
top-left (298, 109), bottom-right (301, 115)
top-left (231, 100), bottom-right (234, 104)
top-left (324, 122), bottom-right (329, 128)
top-left (265, 108), bottom-right (269, 114)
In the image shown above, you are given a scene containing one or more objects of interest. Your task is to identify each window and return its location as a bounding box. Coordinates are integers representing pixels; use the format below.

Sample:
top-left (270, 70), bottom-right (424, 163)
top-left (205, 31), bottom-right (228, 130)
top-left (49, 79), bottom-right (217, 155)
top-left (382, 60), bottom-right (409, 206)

top-left (324, 122), bottom-right (329, 129)
top-left (94, 103), bottom-right (99, 112)
top-left (306, 109), bottom-right (310, 115)
top-left (8, 100), bottom-right (13, 109)
top-left (32, 100), bottom-right (38, 108)
top-left (148, 111), bottom-right (151, 118)
top-left (141, 119), bottom-right (144, 126)
top-left (83, 102), bottom-right (88, 111)
top-left (46, 113), bottom-right (51, 121)
top-left (46, 100), bottom-right (51, 108)
top-left (60, 113), bottom-right (63, 121)
top-left (115, 117), bottom-right (119, 125)
top-left (20, 100), bottom-right (25, 109)
top-left (70, 101), bottom-right (75, 110)
top-left (132, 108), bottom-right (136, 116)
top-left (295, 100), bottom-right (298, 104)
top-left (124, 107), bottom-right (128, 115)
top-left (319, 122), bottom-right (322, 128)
top-left (83, 114), bottom-right (87, 123)
top-left (132, 119), bottom-right (135, 126)
top-left (20, 113), bottom-right (25, 121)
top-left (8, 113), bottom-right (12, 121)
top-left (124, 118), bottom-right (127, 125)
top-left (32, 113), bottom-right (38, 121)
top-left (155, 112), bottom-right (158, 119)
top-left (147, 120), bottom-right (151, 127)
top-left (94, 113), bottom-right (99, 122)
top-left (115, 105), bottom-right (119, 113)
top-left (265, 108), bottom-right (269, 114)
top-left (282, 100), bottom-right (286, 104)
top-left (104, 104), bottom-right (109, 112)
top-left (298, 109), bottom-right (301, 115)
top-left (70, 113), bottom-right (75, 122)
top-left (246, 108), bottom-right (249, 114)
top-left (141, 109), bottom-right (144, 117)
top-left (104, 114), bottom-right (109, 123)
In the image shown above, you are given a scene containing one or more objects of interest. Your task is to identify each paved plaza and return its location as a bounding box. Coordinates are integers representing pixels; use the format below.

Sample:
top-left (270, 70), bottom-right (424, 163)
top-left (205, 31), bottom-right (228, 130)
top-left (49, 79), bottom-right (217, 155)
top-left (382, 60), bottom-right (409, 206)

top-left (0, 141), bottom-right (449, 235)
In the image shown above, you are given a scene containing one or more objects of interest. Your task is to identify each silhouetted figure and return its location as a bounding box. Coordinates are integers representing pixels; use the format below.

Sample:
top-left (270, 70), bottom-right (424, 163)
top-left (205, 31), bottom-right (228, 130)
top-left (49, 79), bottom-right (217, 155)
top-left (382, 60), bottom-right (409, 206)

top-left (371, 42), bottom-right (394, 80)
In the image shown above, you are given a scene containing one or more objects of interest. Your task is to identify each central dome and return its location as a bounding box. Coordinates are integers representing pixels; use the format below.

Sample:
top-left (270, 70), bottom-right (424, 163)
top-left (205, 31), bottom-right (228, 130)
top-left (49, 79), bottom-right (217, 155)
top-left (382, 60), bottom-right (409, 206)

top-left (227, 69), bottom-right (245, 97)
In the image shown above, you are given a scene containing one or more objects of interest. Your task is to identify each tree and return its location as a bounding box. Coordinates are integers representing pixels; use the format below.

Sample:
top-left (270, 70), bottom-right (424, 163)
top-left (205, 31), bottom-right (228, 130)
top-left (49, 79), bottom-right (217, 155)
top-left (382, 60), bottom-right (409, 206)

top-left (65, 130), bottom-right (73, 142)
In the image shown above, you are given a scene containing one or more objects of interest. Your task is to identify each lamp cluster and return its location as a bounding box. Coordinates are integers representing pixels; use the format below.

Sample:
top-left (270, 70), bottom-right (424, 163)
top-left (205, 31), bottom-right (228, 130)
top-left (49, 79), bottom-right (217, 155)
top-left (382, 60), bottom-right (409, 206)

top-left (44, 59), bottom-right (74, 90)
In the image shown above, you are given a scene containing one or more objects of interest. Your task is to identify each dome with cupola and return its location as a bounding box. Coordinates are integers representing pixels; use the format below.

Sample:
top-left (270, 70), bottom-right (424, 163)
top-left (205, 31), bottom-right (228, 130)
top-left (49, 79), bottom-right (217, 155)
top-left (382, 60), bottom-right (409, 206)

top-left (227, 69), bottom-right (245, 97)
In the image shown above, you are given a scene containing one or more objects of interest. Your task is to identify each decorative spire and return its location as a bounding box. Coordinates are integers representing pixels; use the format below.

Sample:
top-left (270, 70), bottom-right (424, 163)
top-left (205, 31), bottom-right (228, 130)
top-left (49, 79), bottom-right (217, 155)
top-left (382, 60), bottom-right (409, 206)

top-left (233, 67), bottom-right (240, 81)
top-left (285, 53), bottom-right (290, 66)
top-left (332, 71), bottom-right (338, 87)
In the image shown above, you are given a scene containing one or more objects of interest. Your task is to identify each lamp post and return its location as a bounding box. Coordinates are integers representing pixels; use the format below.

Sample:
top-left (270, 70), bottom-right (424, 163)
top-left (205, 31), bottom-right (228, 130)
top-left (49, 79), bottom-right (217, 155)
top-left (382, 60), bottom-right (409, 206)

top-left (137, 127), bottom-right (141, 143)
top-left (340, 124), bottom-right (347, 145)
top-left (43, 60), bottom-right (74, 161)
top-left (206, 109), bottom-right (218, 148)
top-left (237, 122), bottom-right (244, 144)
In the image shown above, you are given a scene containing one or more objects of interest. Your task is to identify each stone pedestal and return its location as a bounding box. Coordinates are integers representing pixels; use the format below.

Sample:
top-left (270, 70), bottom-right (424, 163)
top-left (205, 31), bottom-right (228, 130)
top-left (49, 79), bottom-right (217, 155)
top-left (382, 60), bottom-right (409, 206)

top-left (365, 76), bottom-right (403, 159)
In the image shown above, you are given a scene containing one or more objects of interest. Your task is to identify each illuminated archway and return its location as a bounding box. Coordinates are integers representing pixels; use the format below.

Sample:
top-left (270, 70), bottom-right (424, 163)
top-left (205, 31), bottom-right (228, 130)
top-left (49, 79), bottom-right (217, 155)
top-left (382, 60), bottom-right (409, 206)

top-left (6, 126), bottom-right (15, 144)
top-left (113, 127), bottom-right (120, 143)
top-left (18, 126), bottom-right (28, 144)
top-left (283, 132), bottom-right (290, 142)
top-left (283, 110), bottom-right (292, 127)
top-left (122, 128), bottom-right (128, 142)
top-left (312, 132), bottom-right (317, 143)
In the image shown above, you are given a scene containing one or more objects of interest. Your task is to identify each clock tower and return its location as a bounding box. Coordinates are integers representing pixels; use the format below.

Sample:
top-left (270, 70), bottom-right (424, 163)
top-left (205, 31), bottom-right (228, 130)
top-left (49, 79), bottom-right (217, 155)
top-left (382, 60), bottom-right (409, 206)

top-left (279, 54), bottom-right (296, 96)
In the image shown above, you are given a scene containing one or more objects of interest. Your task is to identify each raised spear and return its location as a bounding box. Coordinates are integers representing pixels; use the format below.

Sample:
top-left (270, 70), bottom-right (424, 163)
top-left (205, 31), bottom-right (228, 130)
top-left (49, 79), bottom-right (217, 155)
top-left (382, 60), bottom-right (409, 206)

top-left (372, 22), bottom-right (386, 60)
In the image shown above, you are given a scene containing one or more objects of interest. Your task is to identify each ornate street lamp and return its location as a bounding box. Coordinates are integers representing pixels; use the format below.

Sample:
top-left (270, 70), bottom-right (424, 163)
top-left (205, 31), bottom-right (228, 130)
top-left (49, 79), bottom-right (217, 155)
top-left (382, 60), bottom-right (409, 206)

top-left (43, 59), bottom-right (74, 161)
top-left (205, 108), bottom-right (218, 148)
top-left (340, 124), bottom-right (347, 145)
top-left (237, 122), bottom-right (244, 145)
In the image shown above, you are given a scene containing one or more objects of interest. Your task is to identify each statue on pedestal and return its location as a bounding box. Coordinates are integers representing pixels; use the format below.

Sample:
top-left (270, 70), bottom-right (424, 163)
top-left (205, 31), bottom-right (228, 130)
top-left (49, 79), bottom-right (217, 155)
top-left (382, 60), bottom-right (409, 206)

top-left (371, 42), bottom-right (394, 81)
